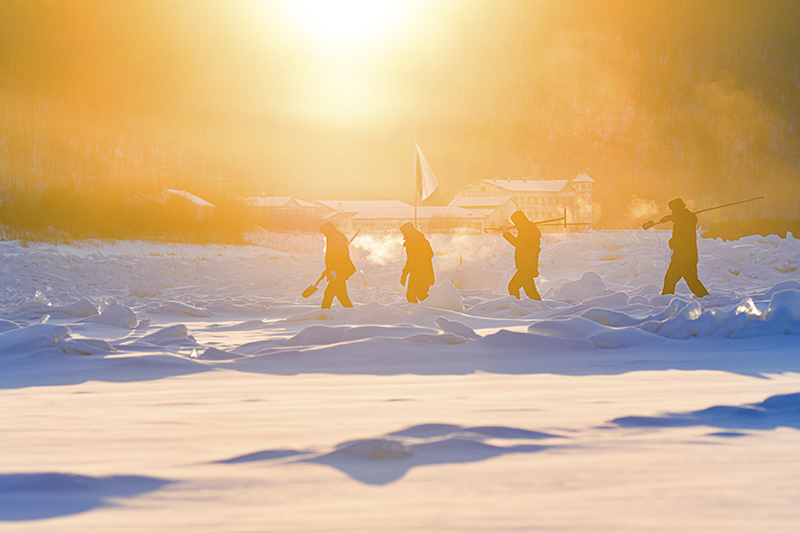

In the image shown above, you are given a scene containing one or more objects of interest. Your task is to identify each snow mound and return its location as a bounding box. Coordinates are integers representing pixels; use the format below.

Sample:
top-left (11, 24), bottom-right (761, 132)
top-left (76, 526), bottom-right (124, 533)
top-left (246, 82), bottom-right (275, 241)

top-left (435, 316), bottom-right (479, 339)
top-left (0, 473), bottom-right (170, 521)
top-left (613, 391), bottom-right (800, 430)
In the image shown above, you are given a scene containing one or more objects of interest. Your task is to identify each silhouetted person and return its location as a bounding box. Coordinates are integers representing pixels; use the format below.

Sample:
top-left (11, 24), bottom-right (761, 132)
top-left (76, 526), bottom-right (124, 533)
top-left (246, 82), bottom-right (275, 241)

top-left (399, 222), bottom-right (434, 303)
top-left (502, 210), bottom-right (542, 300)
top-left (319, 221), bottom-right (355, 309)
top-left (659, 198), bottom-right (709, 298)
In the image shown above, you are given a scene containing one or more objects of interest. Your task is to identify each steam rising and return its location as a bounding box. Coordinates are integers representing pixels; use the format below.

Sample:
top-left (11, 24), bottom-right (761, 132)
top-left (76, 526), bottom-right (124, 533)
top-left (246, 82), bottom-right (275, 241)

top-left (624, 196), bottom-right (660, 224)
top-left (352, 234), bottom-right (404, 266)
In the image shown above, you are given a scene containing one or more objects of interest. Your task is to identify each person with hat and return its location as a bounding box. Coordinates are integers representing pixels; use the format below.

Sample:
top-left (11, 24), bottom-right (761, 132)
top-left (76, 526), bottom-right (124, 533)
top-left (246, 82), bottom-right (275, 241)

top-left (399, 223), bottom-right (435, 303)
top-left (658, 198), bottom-right (709, 297)
top-left (319, 221), bottom-right (356, 309)
top-left (502, 210), bottom-right (542, 300)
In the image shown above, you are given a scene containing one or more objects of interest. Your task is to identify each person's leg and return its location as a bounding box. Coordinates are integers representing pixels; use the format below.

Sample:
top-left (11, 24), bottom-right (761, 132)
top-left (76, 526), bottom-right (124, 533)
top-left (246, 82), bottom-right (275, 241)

top-left (321, 281), bottom-right (335, 309)
top-left (405, 289), bottom-right (418, 303)
top-left (662, 259), bottom-right (681, 295)
top-left (684, 264), bottom-right (709, 297)
top-left (334, 279), bottom-right (353, 307)
top-left (520, 270), bottom-right (542, 300)
top-left (418, 283), bottom-right (431, 302)
top-left (406, 276), bottom-right (419, 303)
top-left (508, 270), bottom-right (523, 299)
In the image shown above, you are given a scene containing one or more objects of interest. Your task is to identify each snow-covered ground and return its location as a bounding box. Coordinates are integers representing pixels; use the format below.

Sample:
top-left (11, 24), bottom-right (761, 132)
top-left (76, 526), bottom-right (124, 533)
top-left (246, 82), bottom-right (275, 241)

top-left (1, 229), bottom-right (799, 531)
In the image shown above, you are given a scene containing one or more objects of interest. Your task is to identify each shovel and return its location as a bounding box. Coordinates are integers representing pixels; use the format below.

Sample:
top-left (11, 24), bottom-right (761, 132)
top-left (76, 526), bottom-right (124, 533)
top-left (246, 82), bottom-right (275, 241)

top-left (302, 272), bottom-right (327, 298)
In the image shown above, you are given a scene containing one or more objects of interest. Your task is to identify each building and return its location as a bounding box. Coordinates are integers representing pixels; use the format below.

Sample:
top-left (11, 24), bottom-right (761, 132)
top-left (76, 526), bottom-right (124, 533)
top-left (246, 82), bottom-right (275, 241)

top-left (448, 196), bottom-right (519, 226)
top-left (314, 200), bottom-right (500, 232)
top-left (126, 189), bottom-right (215, 221)
top-left (243, 196), bottom-right (323, 230)
top-left (451, 174), bottom-right (594, 226)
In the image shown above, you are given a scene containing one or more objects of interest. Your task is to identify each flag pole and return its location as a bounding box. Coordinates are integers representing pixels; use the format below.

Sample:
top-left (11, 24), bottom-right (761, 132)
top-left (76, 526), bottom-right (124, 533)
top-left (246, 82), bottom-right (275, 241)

top-left (413, 140), bottom-right (417, 228)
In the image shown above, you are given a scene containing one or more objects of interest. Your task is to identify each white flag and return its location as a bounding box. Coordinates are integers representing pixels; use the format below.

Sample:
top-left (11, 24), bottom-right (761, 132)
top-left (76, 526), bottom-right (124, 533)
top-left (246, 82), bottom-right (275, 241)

top-left (414, 142), bottom-right (439, 201)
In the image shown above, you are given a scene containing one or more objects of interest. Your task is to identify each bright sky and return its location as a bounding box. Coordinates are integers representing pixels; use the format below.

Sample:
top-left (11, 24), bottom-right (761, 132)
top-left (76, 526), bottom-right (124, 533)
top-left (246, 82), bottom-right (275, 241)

top-left (273, 0), bottom-right (417, 56)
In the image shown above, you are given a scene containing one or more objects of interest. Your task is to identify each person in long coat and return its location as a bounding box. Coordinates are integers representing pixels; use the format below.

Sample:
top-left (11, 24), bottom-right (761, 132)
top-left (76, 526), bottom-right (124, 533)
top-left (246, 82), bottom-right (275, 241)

top-left (319, 221), bottom-right (355, 309)
top-left (400, 222), bottom-right (434, 303)
top-left (502, 210), bottom-right (542, 300)
top-left (659, 198), bottom-right (709, 297)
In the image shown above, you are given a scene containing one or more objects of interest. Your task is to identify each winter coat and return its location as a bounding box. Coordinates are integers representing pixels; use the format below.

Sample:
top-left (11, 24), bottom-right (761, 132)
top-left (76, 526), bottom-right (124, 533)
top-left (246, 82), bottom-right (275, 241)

top-left (402, 230), bottom-right (435, 285)
top-left (503, 220), bottom-right (541, 274)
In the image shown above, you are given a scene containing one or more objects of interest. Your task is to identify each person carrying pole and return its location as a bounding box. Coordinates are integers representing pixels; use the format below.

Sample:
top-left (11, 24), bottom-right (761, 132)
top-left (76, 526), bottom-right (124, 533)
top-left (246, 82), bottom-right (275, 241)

top-left (319, 221), bottom-right (356, 309)
top-left (501, 210), bottom-right (542, 300)
top-left (399, 222), bottom-right (434, 303)
top-left (658, 198), bottom-right (709, 298)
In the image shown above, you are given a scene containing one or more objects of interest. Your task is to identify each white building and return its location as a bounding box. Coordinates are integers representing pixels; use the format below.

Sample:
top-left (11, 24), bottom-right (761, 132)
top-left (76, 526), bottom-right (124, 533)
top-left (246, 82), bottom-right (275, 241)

top-left (315, 200), bottom-right (501, 232)
top-left (451, 174), bottom-right (594, 225)
top-left (243, 196), bottom-right (323, 230)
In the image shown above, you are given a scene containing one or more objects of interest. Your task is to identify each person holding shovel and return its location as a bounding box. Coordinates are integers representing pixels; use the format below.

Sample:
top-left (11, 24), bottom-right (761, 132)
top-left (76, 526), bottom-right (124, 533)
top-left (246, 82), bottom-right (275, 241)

top-left (318, 221), bottom-right (356, 309)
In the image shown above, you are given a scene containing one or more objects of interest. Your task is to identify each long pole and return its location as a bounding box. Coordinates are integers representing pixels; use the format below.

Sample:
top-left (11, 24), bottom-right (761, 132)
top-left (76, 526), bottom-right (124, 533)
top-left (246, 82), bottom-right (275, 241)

top-left (694, 196), bottom-right (764, 215)
top-left (483, 213), bottom-right (568, 233)
top-left (642, 196), bottom-right (765, 230)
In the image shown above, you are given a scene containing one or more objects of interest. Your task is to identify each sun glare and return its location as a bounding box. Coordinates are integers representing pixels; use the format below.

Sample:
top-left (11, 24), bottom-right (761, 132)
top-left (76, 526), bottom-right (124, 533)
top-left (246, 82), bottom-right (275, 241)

top-left (277, 0), bottom-right (413, 53)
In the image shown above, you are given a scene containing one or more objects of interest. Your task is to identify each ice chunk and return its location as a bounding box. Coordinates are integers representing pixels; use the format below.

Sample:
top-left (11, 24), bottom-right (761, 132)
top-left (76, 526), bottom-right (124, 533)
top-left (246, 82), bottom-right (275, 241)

top-left (81, 299), bottom-right (138, 329)
top-left (59, 338), bottom-right (114, 356)
top-left (422, 281), bottom-right (464, 312)
top-left (764, 281), bottom-right (800, 300)
top-left (554, 272), bottom-right (607, 301)
top-left (0, 324), bottom-right (71, 355)
top-left (138, 324), bottom-right (197, 346)
top-left (762, 289), bottom-right (800, 336)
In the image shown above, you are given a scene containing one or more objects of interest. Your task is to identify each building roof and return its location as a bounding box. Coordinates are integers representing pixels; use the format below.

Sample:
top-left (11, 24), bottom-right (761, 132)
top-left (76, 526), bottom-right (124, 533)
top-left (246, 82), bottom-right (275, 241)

top-left (454, 179), bottom-right (573, 194)
top-left (353, 204), bottom-right (492, 221)
top-left (158, 189), bottom-right (215, 208)
top-left (571, 173), bottom-right (594, 182)
top-left (244, 196), bottom-right (298, 208)
top-left (315, 200), bottom-right (411, 215)
top-left (448, 196), bottom-right (515, 208)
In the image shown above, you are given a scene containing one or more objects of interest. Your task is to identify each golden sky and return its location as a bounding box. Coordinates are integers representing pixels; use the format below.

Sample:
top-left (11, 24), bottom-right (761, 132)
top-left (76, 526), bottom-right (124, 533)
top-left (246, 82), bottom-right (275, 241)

top-left (1, 0), bottom-right (798, 223)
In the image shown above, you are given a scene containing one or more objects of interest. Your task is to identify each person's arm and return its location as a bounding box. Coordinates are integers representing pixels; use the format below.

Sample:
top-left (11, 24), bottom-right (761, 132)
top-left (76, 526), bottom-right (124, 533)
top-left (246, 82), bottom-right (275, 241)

top-left (502, 227), bottom-right (517, 246)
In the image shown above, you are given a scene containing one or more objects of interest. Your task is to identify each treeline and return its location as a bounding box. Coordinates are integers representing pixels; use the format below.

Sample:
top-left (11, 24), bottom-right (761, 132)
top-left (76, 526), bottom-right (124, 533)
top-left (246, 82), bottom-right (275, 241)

top-left (0, 184), bottom-right (252, 243)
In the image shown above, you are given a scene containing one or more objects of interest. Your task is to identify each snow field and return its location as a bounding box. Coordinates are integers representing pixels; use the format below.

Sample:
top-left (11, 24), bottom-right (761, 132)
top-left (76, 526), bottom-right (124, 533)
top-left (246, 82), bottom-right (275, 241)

top-left (1, 229), bottom-right (799, 531)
